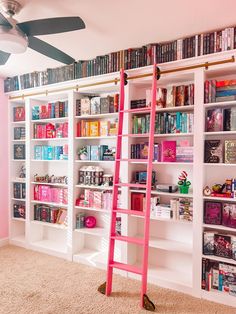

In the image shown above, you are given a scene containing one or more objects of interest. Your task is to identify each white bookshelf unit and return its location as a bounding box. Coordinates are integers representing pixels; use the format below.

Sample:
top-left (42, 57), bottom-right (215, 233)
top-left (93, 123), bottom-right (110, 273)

top-left (7, 50), bottom-right (236, 308)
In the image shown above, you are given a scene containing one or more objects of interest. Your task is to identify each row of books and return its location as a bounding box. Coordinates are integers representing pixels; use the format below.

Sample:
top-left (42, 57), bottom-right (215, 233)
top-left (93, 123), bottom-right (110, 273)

top-left (203, 231), bottom-right (236, 261)
top-left (13, 183), bottom-right (26, 199)
top-left (33, 122), bottom-right (68, 139)
top-left (205, 79), bottom-right (236, 103)
top-left (130, 142), bottom-right (194, 163)
top-left (14, 127), bottom-right (25, 140)
top-left (34, 204), bottom-right (67, 225)
top-left (76, 120), bottom-right (118, 137)
top-left (131, 193), bottom-right (193, 221)
top-left (147, 84), bottom-right (194, 108)
top-left (34, 145), bottom-right (68, 160)
top-left (202, 258), bottom-right (236, 295)
top-left (13, 203), bottom-right (25, 219)
top-left (132, 112), bottom-right (194, 135)
top-left (76, 189), bottom-right (114, 210)
top-left (78, 145), bottom-right (115, 161)
top-left (34, 185), bottom-right (68, 204)
top-left (32, 101), bottom-right (68, 120)
top-left (204, 140), bottom-right (236, 164)
top-left (204, 201), bottom-right (236, 229)
top-left (5, 25), bottom-right (236, 92)
top-left (206, 108), bottom-right (236, 132)
top-left (76, 95), bottom-right (119, 116)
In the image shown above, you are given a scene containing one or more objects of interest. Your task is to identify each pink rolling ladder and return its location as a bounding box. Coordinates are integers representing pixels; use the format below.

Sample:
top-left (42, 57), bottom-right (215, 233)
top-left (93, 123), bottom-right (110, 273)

top-left (99, 64), bottom-right (159, 311)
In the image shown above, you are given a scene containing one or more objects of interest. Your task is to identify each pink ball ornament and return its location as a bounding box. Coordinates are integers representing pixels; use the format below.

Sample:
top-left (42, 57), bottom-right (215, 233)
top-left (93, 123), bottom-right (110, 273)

top-left (85, 216), bottom-right (96, 228)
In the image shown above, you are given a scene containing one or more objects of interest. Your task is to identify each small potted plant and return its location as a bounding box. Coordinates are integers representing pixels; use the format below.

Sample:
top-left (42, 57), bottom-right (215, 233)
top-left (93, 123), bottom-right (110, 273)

top-left (178, 171), bottom-right (191, 194)
top-left (78, 146), bottom-right (88, 160)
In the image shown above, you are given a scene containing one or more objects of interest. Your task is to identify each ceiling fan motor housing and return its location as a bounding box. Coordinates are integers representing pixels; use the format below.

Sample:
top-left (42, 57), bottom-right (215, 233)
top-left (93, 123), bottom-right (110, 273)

top-left (0, 25), bottom-right (28, 53)
top-left (0, 0), bottom-right (21, 17)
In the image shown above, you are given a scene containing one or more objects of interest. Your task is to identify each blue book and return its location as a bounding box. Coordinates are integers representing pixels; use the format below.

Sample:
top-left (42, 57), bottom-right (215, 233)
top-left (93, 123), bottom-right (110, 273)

top-left (51, 103), bottom-right (55, 118)
top-left (42, 145), bottom-right (48, 160)
top-left (90, 145), bottom-right (100, 161)
top-left (47, 146), bottom-right (53, 160)
top-left (34, 145), bottom-right (42, 160)
top-left (64, 101), bottom-right (68, 117)
top-left (216, 89), bottom-right (236, 97)
top-left (176, 112), bottom-right (181, 132)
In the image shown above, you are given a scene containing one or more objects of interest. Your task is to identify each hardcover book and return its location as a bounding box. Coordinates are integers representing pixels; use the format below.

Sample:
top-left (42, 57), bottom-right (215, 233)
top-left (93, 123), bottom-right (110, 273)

top-left (89, 121), bottom-right (100, 137)
top-left (90, 146), bottom-right (100, 161)
top-left (206, 109), bottom-right (223, 132)
top-left (225, 140), bottom-right (236, 164)
top-left (81, 98), bottom-right (90, 116)
top-left (204, 140), bottom-right (223, 163)
top-left (90, 97), bottom-right (101, 115)
top-left (100, 97), bottom-right (110, 114)
top-left (222, 203), bottom-right (231, 226)
top-left (100, 121), bottom-right (110, 136)
top-left (161, 141), bottom-right (176, 162)
top-left (14, 144), bottom-right (25, 160)
top-left (131, 193), bottom-right (145, 211)
top-left (203, 232), bottom-right (215, 255)
top-left (224, 203), bottom-right (236, 229)
top-left (13, 106), bottom-right (25, 122)
top-left (13, 204), bottom-right (25, 219)
top-left (214, 234), bottom-right (232, 259)
top-left (204, 201), bottom-right (222, 225)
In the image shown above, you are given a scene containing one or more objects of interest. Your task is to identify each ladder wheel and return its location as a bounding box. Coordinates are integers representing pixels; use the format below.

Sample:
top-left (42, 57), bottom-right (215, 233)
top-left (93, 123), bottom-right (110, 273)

top-left (143, 294), bottom-right (156, 312)
top-left (98, 281), bottom-right (106, 295)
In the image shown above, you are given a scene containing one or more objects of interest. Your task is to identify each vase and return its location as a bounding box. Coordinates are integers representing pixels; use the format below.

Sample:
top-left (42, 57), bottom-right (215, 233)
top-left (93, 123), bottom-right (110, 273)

top-left (80, 153), bottom-right (88, 160)
top-left (179, 185), bottom-right (189, 194)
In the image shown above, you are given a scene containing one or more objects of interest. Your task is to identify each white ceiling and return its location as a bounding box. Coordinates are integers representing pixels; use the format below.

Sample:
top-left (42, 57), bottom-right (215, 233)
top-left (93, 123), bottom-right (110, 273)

top-left (1, 0), bottom-right (236, 78)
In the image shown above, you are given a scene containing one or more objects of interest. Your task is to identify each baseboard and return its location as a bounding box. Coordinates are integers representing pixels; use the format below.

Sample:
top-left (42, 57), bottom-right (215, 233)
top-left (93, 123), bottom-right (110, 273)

top-left (0, 238), bottom-right (9, 247)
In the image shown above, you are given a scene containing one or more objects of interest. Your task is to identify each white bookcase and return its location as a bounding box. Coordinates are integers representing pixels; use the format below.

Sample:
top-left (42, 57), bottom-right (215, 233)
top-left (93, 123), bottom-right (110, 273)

top-left (7, 50), bottom-right (236, 308)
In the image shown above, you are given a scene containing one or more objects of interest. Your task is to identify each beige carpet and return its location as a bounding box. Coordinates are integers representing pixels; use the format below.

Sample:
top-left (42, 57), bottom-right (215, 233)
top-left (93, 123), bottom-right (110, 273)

top-left (0, 246), bottom-right (235, 314)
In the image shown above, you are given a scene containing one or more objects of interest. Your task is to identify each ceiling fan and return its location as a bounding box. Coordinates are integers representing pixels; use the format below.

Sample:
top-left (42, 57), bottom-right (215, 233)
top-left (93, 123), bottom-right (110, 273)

top-left (0, 0), bottom-right (85, 65)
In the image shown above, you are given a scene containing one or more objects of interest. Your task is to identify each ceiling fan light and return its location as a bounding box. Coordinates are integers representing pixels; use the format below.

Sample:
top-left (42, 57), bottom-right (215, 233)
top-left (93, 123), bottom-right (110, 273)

top-left (0, 26), bottom-right (27, 53)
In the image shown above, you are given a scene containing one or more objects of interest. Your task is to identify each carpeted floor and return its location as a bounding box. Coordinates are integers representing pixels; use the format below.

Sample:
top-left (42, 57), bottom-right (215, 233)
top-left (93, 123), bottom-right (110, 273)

top-left (0, 246), bottom-right (235, 314)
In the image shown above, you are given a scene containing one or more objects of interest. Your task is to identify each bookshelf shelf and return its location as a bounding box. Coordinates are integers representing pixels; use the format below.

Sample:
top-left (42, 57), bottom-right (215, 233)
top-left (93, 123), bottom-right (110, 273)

top-left (202, 254), bottom-right (236, 266)
top-left (31, 200), bottom-right (68, 207)
top-left (8, 51), bottom-right (236, 307)
top-left (32, 138), bottom-right (68, 142)
top-left (75, 184), bottom-right (113, 190)
top-left (203, 224), bottom-right (236, 233)
top-left (75, 136), bottom-right (116, 140)
top-left (31, 182), bottom-right (68, 187)
top-left (31, 117), bottom-right (68, 123)
top-left (11, 198), bottom-right (25, 202)
top-left (75, 206), bottom-right (110, 214)
top-left (74, 227), bottom-right (107, 237)
top-left (11, 217), bottom-right (25, 222)
top-left (201, 290), bottom-right (236, 308)
top-left (31, 159), bottom-right (68, 162)
top-left (31, 220), bottom-right (67, 230)
top-left (75, 112), bottom-right (118, 119)
top-left (203, 196), bottom-right (236, 202)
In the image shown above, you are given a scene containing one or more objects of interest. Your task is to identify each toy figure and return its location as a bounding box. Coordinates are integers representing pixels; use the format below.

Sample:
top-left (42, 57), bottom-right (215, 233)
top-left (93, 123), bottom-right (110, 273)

top-left (178, 170), bottom-right (191, 194)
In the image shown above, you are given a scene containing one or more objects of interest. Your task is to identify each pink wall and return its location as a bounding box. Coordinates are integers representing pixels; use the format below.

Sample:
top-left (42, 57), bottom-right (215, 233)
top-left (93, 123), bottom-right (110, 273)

top-left (0, 78), bottom-right (8, 239)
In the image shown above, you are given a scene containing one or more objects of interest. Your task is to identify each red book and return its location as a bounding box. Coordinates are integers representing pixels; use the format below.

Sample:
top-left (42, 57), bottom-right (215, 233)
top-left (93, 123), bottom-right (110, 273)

top-left (161, 141), bottom-right (176, 162)
top-left (131, 193), bottom-right (144, 211)
top-left (77, 121), bottom-right (81, 137)
top-left (216, 80), bottom-right (236, 87)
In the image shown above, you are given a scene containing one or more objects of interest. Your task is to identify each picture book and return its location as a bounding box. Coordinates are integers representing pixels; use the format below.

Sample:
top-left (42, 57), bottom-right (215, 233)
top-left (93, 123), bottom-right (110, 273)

top-left (204, 140), bottom-right (223, 163)
top-left (225, 140), bottom-right (236, 164)
top-left (204, 201), bottom-right (222, 225)
top-left (161, 140), bottom-right (176, 162)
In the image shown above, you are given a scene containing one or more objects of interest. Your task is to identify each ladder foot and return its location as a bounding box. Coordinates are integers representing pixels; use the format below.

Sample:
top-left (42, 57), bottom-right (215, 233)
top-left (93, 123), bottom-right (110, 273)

top-left (143, 294), bottom-right (156, 312)
top-left (97, 281), bottom-right (106, 295)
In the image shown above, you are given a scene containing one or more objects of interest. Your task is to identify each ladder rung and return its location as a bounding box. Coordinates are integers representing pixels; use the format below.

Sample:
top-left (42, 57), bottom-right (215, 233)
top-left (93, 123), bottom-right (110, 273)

top-left (118, 133), bottom-right (149, 138)
top-left (120, 107), bottom-right (151, 114)
top-left (111, 235), bottom-right (144, 245)
top-left (115, 183), bottom-right (147, 188)
top-left (114, 209), bottom-right (145, 216)
top-left (109, 261), bottom-right (142, 275)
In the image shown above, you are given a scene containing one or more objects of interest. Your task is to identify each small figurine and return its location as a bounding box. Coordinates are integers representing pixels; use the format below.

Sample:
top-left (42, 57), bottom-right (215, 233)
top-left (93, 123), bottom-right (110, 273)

top-left (178, 171), bottom-right (191, 194)
top-left (78, 147), bottom-right (89, 160)
top-left (19, 164), bottom-right (26, 178)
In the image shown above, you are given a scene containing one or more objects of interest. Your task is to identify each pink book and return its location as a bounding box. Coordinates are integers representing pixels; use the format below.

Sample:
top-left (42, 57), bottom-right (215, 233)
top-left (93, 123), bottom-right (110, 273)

top-left (62, 122), bottom-right (68, 138)
top-left (63, 189), bottom-right (68, 205)
top-left (93, 191), bottom-right (103, 209)
top-left (161, 140), bottom-right (176, 162)
top-left (39, 185), bottom-right (51, 202)
top-left (34, 185), bottom-right (39, 200)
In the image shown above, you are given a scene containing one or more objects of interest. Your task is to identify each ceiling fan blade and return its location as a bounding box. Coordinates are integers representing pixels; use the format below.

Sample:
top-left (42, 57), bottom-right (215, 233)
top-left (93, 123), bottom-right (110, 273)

top-left (17, 17), bottom-right (85, 36)
top-left (0, 50), bottom-right (10, 65)
top-left (0, 12), bottom-right (12, 27)
top-left (28, 36), bottom-right (75, 65)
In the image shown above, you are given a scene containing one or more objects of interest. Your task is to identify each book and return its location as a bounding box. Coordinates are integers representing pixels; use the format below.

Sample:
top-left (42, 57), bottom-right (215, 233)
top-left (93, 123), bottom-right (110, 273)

top-left (89, 121), bottom-right (100, 137)
top-left (100, 121), bottom-right (110, 136)
top-left (81, 98), bottom-right (90, 116)
top-left (90, 146), bottom-right (100, 161)
top-left (214, 234), bottom-right (232, 259)
top-left (161, 141), bottom-right (176, 162)
top-left (206, 109), bottom-right (223, 132)
top-left (14, 144), bottom-right (25, 160)
top-left (100, 97), bottom-right (110, 114)
top-left (204, 201), bottom-right (222, 225)
top-left (13, 106), bottom-right (25, 122)
top-left (14, 127), bottom-right (25, 140)
top-left (225, 140), bottom-right (236, 164)
top-left (204, 140), bottom-right (223, 163)
top-left (131, 193), bottom-right (145, 211)
top-left (222, 203), bottom-right (231, 226)
top-left (203, 232), bottom-right (215, 255)
top-left (90, 97), bottom-right (101, 115)
top-left (13, 204), bottom-right (25, 219)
